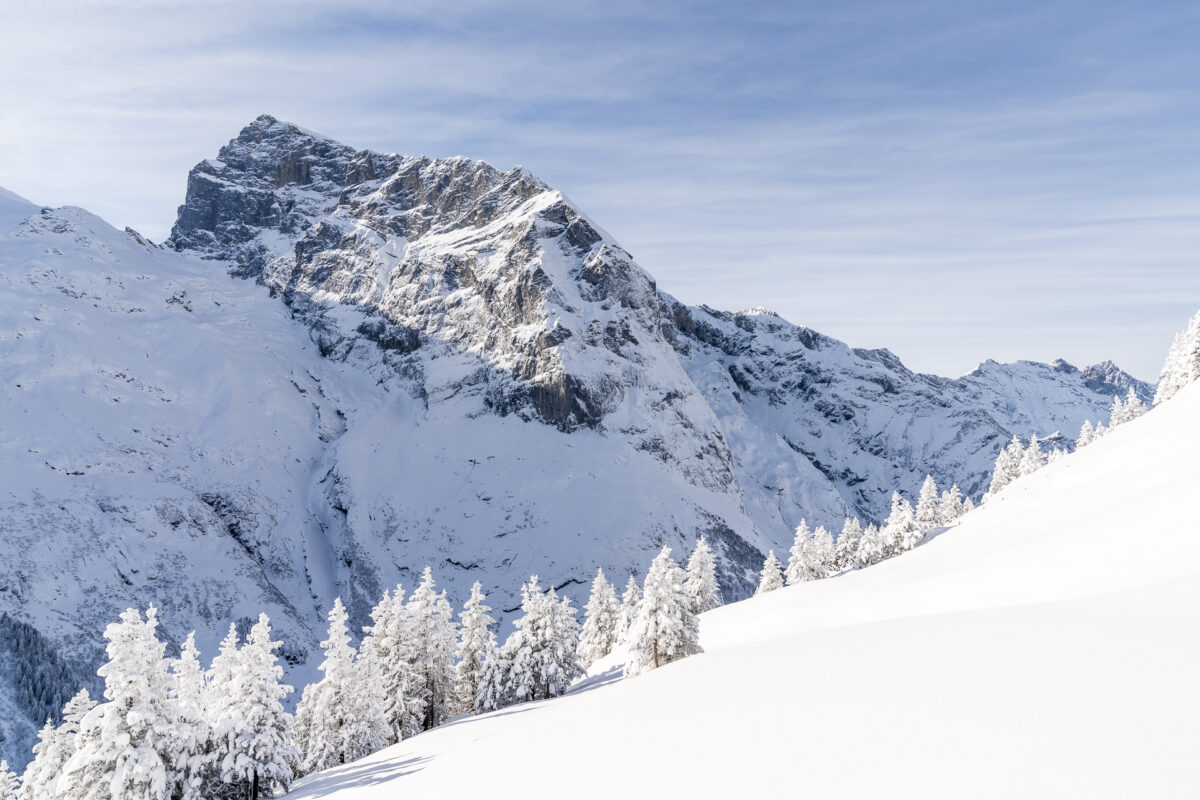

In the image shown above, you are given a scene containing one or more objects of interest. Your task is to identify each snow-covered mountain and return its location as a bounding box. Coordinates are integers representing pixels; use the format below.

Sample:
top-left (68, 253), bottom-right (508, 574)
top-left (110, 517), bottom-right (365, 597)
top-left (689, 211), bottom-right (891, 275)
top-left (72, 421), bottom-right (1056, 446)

top-left (287, 378), bottom-right (1200, 800)
top-left (0, 116), bottom-right (1152, 766)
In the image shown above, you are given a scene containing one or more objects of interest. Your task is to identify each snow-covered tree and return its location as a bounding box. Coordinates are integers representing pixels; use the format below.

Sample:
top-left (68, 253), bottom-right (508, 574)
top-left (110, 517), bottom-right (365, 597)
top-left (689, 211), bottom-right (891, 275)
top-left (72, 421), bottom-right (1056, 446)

top-left (473, 642), bottom-right (512, 714)
top-left (813, 526), bottom-right (836, 577)
top-left (297, 598), bottom-right (386, 775)
top-left (577, 569), bottom-right (620, 669)
top-left (855, 523), bottom-right (885, 567)
top-left (625, 547), bottom-right (701, 677)
top-left (938, 484), bottom-right (964, 524)
top-left (1077, 419), bottom-right (1095, 448)
top-left (756, 551), bottom-right (785, 595)
top-left (915, 475), bottom-right (941, 531)
top-left (616, 576), bottom-right (642, 644)
top-left (785, 519), bottom-right (817, 585)
top-left (453, 582), bottom-right (497, 715)
top-left (60, 606), bottom-right (186, 800)
top-left (963, 496), bottom-right (976, 514)
top-left (1093, 421), bottom-right (1109, 439)
top-left (986, 436), bottom-right (1025, 497)
top-left (1047, 447), bottom-right (1067, 463)
top-left (210, 614), bottom-right (297, 800)
top-left (884, 492), bottom-right (921, 553)
top-left (1109, 394), bottom-right (1127, 426)
top-left (503, 577), bottom-right (581, 702)
top-left (19, 689), bottom-right (96, 800)
top-left (1121, 388), bottom-right (1147, 422)
top-left (0, 761), bottom-right (19, 800)
top-left (834, 518), bottom-right (863, 570)
top-left (1155, 310), bottom-right (1200, 405)
top-left (684, 537), bottom-right (722, 614)
top-left (1018, 435), bottom-right (1046, 477)
top-left (360, 587), bottom-right (424, 742)
top-left (405, 568), bottom-right (460, 731)
top-left (168, 633), bottom-right (210, 800)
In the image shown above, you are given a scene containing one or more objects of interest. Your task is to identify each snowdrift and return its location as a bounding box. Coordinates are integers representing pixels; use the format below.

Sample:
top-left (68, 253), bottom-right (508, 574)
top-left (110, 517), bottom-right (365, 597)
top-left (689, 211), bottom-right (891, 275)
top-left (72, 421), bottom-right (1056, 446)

top-left (292, 382), bottom-right (1200, 799)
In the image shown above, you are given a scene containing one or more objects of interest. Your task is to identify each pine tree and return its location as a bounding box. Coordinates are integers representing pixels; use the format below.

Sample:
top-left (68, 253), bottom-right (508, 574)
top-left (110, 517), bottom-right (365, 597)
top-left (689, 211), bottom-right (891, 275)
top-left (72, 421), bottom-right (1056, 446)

top-left (1122, 388), bottom-right (1147, 422)
top-left (683, 537), bottom-right (721, 614)
top-left (855, 523), bottom-right (884, 567)
top-left (615, 576), bottom-right (641, 645)
top-left (1018, 435), bottom-right (1045, 477)
top-left (937, 485), bottom-right (964, 524)
top-left (834, 518), bottom-right (863, 570)
top-left (785, 519), bottom-right (816, 585)
top-left (755, 551), bottom-right (785, 594)
top-left (502, 577), bottom-right (581, 703)
top-left (914, 475), bottom-right (941, 531)
top-left (811, 526), bottom-right (836, 577)
top-left (298, 598), bottom-right (386, 774)
top-left (884, 492), bottom-right (921, 553)
top-left (213, 614), bottom-right (297, 800)
top-left (60, 607), bottom-right (186, 800)
top-left (1093, 421), bottom-right (1109, 439)
top-left (1155, 310), bottom-right (1200, 405)
top-left (20, 689), bottom-right (96, 800)
top-left (473, 642), bottom-right (511, 714)
top-left (168, 633), bottom-right (210, 800)
top-left (406, 568), bottom-right (459, 731)
top-left (453, 582), bottom-right (497, 715)
top-left (577, 569), bottom-right (620, 669)
top-left (0, 761), bottom-right (19, 800)
top-left (986, 436), bottom-right (1024, 497)
top-left (624, 547), bottom-right (701, 677)
top-left (1077, 419), bottom-right (1095, 448)
top-left (360, 587), bottom-right (424, 742)
top-left (962, 496), bottom-right (976, 514)
top-left (204, 623), bottom-right (242, 796)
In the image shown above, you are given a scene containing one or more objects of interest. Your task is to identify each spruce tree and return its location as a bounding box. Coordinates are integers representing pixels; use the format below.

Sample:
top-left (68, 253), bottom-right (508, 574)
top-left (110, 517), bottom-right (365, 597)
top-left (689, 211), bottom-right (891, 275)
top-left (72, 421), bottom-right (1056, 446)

top-left (361, 587), bottom-right (424, 742)
top-left (616, 576), bottom-right (642, 645)
top-left (502, 577), bottom-right (581, 702)
top-left (1018, 435), bottom-right (1046, 477)
top-left (1077, 419), bottom-right (1095, 448)
top-left (473, 642), bottom-right (511, 714)
top-left (755, 551), bottom-right (785, 594)
top-left (1155, 310), bottom-right (1200, 405)
top-left (884, 492), bottom-right (921, 553)
top-left (60, 607), bottom-right (187, 800)
top-left (454, 582), bottom-right (497, 714)
top-left (577, 569), bottom-right (620, 669)
top-left (406, 568), bottom-right (459, 731)
top-left (683, 537), bottom-right (722, 614)
top-left (0, 761), bottom-right (19, 800)
top-left (20, 689), bottom-right (95, 800)
top-left (986, 436), bottom-right (1024, 498)
top-left (938, 485), bottom-right (964, 524)
top-left (855, 523), bottom-right (884, 567)
top-left (624, 547), bottom-right (701, 677)
top-left (834, 518), bottom-right (863, 570)
top-left (1109, 394), bottom-right (1127, 426)
top-left (785, 519), bottom-right (815, 584)
top-left (1122, 389), bottom-right (1147, 422)
top-left (169, 633), bottom-right (210, 800)
top-left (914, 475), bottom-right (941, 531)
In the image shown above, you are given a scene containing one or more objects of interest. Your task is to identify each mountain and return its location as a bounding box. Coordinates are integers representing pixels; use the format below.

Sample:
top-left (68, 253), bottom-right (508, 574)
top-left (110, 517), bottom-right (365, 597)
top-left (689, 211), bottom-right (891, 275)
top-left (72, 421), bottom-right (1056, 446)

top-left (287, 381), bottom-right (1200, 800)
top-left (0, 116), bottom-right (1152, 766)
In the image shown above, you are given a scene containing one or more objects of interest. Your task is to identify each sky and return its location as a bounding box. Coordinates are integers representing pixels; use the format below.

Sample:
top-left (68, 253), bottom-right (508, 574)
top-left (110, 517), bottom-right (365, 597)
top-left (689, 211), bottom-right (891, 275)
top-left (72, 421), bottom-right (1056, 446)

top-left (2, 0), bottom-right (1198, 380)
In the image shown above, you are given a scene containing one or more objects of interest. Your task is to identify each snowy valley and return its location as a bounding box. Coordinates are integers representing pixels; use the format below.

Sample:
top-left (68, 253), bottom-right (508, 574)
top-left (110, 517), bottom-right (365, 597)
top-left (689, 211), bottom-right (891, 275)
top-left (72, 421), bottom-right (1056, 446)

top-left (0, 117), bottom-right (1167, 775)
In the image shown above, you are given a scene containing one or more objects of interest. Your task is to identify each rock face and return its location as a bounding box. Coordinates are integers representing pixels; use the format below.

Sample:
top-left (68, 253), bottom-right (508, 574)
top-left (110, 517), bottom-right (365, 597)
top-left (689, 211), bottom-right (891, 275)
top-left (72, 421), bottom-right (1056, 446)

top-left (0, 116), bottom-right (1152, 767)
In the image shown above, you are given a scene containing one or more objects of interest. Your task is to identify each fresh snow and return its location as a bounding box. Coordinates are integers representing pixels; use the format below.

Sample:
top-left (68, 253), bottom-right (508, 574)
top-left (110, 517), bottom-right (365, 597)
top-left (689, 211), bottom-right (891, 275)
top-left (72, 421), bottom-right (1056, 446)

top-left (290, 382), bottom-right (1200, 799)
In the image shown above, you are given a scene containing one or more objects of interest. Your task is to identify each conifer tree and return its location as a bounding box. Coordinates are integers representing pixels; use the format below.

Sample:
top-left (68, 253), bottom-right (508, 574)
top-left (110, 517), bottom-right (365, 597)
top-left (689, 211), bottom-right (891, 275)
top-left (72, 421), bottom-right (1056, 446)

top-left (811, 526), bottom-right (836, 577)
top-left (1109, 394), bottom-right (1127, 426)
top-left (169, 633), bottom-right (210, 800)
top-left (962, 496), bottom-right (976, 514)
top-left (577, 569), bottom-right (620, 669)
top-left (683, 537), bottom-right (722, 614)
top-left (1077, 419), bottom-right (1095, 448)
top-left (756, 551), bottom-right (785, 595)
top-left (1122, 388), bottom-right (1147, 422)
top-left (615, 576), bottom-right (642, 645)
top-left (785, 519), bottom-right (816, 584)
top-left (1093, 421), bottom-right (1109, 439)
top-left (986, 436), bottom-right (1025, 497)
top-left (212, 615), bottom-right (297, 800)
top-left (914, 475), bottom-right (941, 531)
top-left (360, 587), bottom-right (425, 742)
top-left (0, 761), bottom-right (19, 800)
top-left (20, 689), bottom-right (95, 800)
top-left (502, 578), bottom-right (581, 703)
top-left (834, 518), bottom-right (863, 570)
top-left (1155, 310), bottom-right (1200, 404)
top-left (884, 492), bottom-right (921, 553)
top-left (453, 581), bottom-right (497, 716)
top-left (60, 606), bottom-right (187, 800)
top-left (406, 568), bottom-right (460, 731)
top-left (937, 485), bottom-right (964, 524)
top-left (855, 523), bottom-right (884, 566)
top-left (473, 642), bottom-right (512, 714)
top-left (1018, 435), bottom-right (1046, 477)
top-left (625, 547), bottom-right (701, 677)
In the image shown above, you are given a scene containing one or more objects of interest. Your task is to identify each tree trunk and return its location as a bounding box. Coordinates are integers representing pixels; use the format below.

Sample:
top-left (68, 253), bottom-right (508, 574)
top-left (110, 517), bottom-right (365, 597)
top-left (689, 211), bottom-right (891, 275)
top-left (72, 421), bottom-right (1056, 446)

top-left (654, 639), bottom-right (659, 668)
top-left (251, 773), bottom-right (260, 800)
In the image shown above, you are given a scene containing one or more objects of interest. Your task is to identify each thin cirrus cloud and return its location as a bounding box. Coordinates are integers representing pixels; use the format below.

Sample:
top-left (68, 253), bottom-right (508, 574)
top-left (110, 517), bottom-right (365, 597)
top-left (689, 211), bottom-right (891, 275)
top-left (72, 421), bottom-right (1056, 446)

top-left (1, 0), bottom-right (1197, 380)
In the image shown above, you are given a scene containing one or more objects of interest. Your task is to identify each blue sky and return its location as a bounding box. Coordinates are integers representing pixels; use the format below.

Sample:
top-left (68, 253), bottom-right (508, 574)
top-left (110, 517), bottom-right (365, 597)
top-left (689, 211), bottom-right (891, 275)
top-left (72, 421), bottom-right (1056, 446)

top-left (2, 0), bottom-right (1197, 379)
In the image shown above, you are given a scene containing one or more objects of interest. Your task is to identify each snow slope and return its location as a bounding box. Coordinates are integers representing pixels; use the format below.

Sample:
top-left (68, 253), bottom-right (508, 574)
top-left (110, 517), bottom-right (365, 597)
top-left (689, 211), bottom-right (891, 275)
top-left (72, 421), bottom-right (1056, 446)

top-left (291, 382), bottom-right (1200, 799)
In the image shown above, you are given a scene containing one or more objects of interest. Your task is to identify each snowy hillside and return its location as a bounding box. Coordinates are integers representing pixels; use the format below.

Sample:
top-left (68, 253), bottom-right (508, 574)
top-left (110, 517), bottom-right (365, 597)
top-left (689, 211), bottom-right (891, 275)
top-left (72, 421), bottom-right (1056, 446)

top-left (289, 381), bottom-right (1200, 800)
top-left (0, 116), bottom-right (1153, 767)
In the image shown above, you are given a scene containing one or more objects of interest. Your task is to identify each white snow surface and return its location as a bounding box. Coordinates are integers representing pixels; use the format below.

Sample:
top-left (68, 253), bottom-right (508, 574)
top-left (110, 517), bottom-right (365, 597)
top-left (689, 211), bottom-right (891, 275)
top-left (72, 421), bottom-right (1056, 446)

top-left (291, 382), bottom-right (1200, 799)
